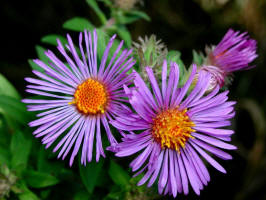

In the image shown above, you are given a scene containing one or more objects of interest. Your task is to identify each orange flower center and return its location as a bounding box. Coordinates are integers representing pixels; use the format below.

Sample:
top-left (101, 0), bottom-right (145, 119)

top-left (151, 108), bottom-right (195, 151)
top-left (70, 79), bottom-right (108, 115)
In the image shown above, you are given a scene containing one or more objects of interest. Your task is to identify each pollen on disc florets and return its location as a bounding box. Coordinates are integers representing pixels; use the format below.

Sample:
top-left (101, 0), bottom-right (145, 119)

top-left (70, 79), bottom-right (108, 115)
top-left (151, 108), bottom-right (195, 151)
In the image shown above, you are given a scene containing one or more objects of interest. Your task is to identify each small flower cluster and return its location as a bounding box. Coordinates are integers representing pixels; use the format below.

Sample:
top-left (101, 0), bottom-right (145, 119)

top-left (24, 28), bottom-right (257, 197)
top-left (198, 29), bottom-right (257, 91)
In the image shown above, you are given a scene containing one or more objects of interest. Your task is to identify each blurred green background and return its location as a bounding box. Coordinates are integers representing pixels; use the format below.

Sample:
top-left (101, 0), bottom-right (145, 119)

top-left (1, 0), bottom-right (266, 199)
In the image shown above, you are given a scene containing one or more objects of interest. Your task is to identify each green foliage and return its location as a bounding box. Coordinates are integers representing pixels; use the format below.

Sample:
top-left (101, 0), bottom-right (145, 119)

top-left (79, 159), bottom-right (104, 194)
top-left (86, 0), bottom-right (107, 25)
top-left (23, 170), bottom-right (59, 188)
top-left (0, 74), bottom-right (28, 130)
top-left (28, 59), bottom-right (44, 73)
top-left (0, 95), bottom-right (30, 130)
top-left (73, 189), bottom-right (91, 200)
top-left (0, 147), bottom-right (10, 166)
top-left (115, 10), bottom-right (150, 24)
top-left (167, 50), bottom-right (187, 86)
top-left (41, 34), bottom-right (68, 46)
top-left (10, 131), bottom-right (32, 173)
top-left (115, 26), bottom-right (132, 47)
top-left (96, 29), bottom-right (107, 60)
top-left (108, 160), bottom-right (130, 186)
top-left (35, 45), bottom-right (49, 65)
top-left (17, 182), bottom-right (40, 200)
top-left (63, 17), bottom-right (94, 32)
top-left (126, 10), bottom-right (151, 21)
top-left (0, 74), bottom-right (20, 99)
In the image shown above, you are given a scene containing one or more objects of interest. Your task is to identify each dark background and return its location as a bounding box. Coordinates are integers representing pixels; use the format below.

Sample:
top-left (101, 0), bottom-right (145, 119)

top-left (1, 0), bottom-right (266, 199)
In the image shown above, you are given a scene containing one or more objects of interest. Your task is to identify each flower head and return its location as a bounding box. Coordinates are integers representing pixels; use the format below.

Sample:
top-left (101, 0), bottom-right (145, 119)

top-left (109, 61), bottom-right (236, 197)
top-left (23, 29), bottom-right (135, 166)
top-left (200, 29), bottom-right (257, 89)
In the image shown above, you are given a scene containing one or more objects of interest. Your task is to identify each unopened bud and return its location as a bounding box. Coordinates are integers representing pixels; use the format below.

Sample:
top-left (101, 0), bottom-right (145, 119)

top-left (133, 35), bottom-right (167, 81)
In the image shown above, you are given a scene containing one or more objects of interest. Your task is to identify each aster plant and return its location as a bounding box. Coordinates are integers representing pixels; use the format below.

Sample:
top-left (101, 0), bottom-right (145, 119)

top-left (109, 61), bottom-right (237, 197)
top-left (197, 29), bottom-right (257, 91)
top-left (2, 0), bottom-right (262, 199)
top-left (23, 29), bottom-right (135, 166)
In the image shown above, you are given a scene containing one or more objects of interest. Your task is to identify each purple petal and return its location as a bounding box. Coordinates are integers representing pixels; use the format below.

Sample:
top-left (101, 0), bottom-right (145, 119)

top-left (190, 141), bottom-right (226, 173)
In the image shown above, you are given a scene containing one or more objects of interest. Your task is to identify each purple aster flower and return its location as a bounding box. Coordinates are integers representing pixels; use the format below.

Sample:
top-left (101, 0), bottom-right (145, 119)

top-left (200, 29), bottom-right (257, 90)
top-left (23, 29), bottom-right (135, 166)
top-left (109, 61), bottom-right (237, 197)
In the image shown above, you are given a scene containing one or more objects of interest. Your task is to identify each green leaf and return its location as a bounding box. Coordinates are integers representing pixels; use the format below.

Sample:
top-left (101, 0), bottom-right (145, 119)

top-left (39, 189), bottom-right (51, 199)
top-left (117, 16), bottom-right (138, 25)
top-left (0, 117), bottom-right (10, 150)
top-left (0, 148), bottom-right (10, 166)
top-left (118, 10), bottom-right (150, 24)
top-left (98, 27), bottom-right (124, 65)
top-left (37, 148), bottom-right (60, 176)
top-left (103, 186), bottom-right (124, 200)
top-left (86, 0), bottom-right (107, 25)
top-left (23, 170), bottom-right (59, 188)
top-left (116, 26), bottom-right (131, 47)
top-left (10, 131), bottom-right (32, 172)
top-left (0, 73), bottom-right (20, 99)
top-left (41, 34), bottom-right (68, 46)
top-left (79, 159), bottom-right (104, 193)
top-left (96, 28), bottom-right (125, 65)
top-left (109, 39), bottom-right (122, 60)
top-left (37, 148), bottom-right (55, 173)
top-left (17, 182), bottom-right (40, 200)
top-left (28, 59), bottom-right (45, 73)
top-left (96, 28), bottom-right (107, 59)
top-left (128, 10), bottom-right (151, 21)
top-left (37, 147), bottom-right (73, 180)
top-left (36, 45), bottom-right (49, 64)
top-left (101, 0), bottom-right (112, 6)
top-left (63, 17), bottom-right (94, 32)
top-left (73, 190), bottom-right (91, 200)
top-left (0, 95), bottom-right (31, 125)
top-left (29, 45), bottom-right (53, 72)
top-left (19, 190), bottom-right (39, 200)
top-left (177, 59), bottom-right (187, 86)
top-left (166, 51), bottom-right (187, 86)
top-left (108, 160), bottom-right (130, 186)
